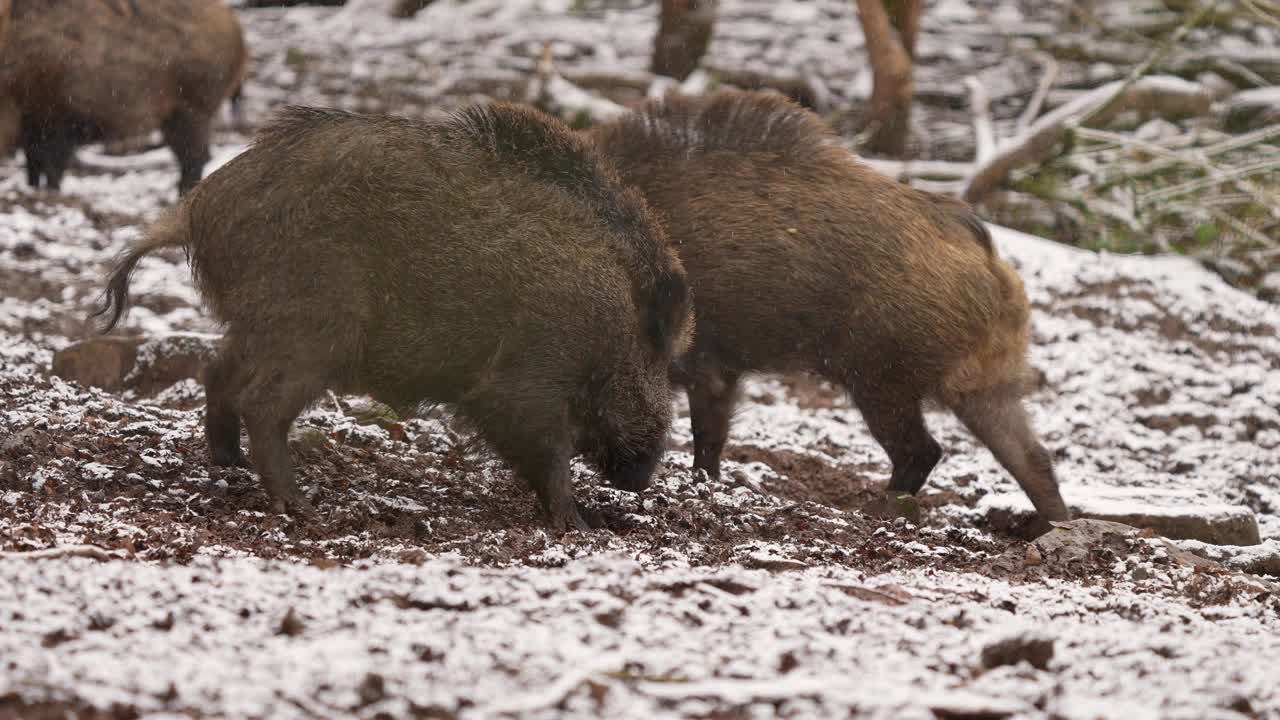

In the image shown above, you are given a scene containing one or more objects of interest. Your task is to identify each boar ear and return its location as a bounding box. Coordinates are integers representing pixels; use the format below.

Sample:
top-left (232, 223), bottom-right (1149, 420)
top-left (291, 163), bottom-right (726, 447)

top-left (646, 270), bottom-right (690, 357)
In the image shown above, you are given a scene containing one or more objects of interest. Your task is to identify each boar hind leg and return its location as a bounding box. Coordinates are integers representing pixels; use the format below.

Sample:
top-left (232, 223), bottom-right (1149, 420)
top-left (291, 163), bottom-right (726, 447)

top-left (949, 390), bottom-right (1071, 523)
top-left (240, 374), bottom-right (320, 515)
top-left (687, 369), bottom-right (740, 479)
top-left (852, 384), bottom-right (942, 495)
top-left (204, 348), bottom-right (249, 468)
top-left (162, 110), bottom-right (212, 196)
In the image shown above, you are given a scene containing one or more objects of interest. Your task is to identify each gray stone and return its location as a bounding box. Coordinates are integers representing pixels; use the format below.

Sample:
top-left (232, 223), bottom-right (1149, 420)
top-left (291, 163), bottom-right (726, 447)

top-left (1169, 539), bottom-right (1280, 577)
top-left (51, 336), bottom-right (141, 392)
top-left (982, 488), bottom-right (1261, 546)
top-left (51, 332), bottom-right (220, 396)
top-left (124, 333), bottom-right (220, 395)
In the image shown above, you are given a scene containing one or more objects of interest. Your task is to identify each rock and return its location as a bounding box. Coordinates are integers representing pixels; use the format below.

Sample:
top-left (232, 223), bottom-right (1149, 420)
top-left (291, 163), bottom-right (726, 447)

top-left (1023, 544), bottom-right (1043, 567)
top-left (742, 552), bottom-right (808, 572)
top-left (1222, 86), bottom-right (1280, 131)
top-left (276, 607), bottom-right (305, 637)
top-left (981, 633), bottom-right (1054, 670)
top-left (862, 491), bottom-right (923, 525)
top-left (346, 398), bottom-right (401, 428)
top-left (51, 336), bottom-right (141, 392)
top-left (982, 488), bottom-right (1261, 546)
top-left (51, 333), bottom-right (219, 395)
top-left (288, 427), bottom-right (331, 455)
top-left (1168, 539), bottom-right (1280, 577)
top-left (1033, 519), bottom-right (1137, 566)
top-left (125, 333), bottom-right (220, 395)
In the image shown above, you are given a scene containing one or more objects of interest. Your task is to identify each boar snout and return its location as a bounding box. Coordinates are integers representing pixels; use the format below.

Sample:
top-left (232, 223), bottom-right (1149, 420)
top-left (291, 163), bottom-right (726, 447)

top-left (601, 443), bottom-right (662, 493)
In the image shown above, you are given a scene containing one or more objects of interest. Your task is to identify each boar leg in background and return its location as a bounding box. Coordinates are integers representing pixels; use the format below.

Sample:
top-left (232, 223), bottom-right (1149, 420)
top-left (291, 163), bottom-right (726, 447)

top-left (852, 383), bottom-right (943, 495)
top-left (22, 121), bottom-right (75, 190)
top-left (685, 368), bottom-right (740, 479)
top-left (162, 110), bottom-right (212, 196)
top-left (204, 344), bottom-right (250, 468)
top-left (949, 390), bottom-right (1072, 522)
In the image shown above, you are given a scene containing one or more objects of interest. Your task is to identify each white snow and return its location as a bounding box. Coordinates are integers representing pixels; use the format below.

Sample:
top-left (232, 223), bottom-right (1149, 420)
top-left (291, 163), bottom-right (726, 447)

top-left (0, 1), bottom-right (1278, 717)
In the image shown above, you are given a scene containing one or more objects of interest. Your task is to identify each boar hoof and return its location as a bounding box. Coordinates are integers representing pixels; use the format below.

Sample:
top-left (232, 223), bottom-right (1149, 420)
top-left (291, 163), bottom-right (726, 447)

top-left (547, 503), bottom-right (593, 532)
top-left (211, 449), bottom-right (251, 469)
top-left (269, 492), bottom-right (316, 519)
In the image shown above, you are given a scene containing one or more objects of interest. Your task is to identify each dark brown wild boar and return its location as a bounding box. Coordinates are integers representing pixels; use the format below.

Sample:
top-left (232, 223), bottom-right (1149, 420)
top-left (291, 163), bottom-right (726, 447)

top-left (589, 90), bottom-right (1070, 524)
top-left (0, 0), bottom-right (246, 195)
top-left (94, 103), bottom-right (692, 531)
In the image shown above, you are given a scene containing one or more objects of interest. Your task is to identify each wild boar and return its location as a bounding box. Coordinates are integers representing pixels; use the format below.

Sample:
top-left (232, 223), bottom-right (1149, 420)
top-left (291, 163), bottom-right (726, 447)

top-left (0, 0), bottom-right (246, 195)
top-left (589, 90), bottom-right (1071, 524)
top-left (94, 103), bottom-right (692, 530)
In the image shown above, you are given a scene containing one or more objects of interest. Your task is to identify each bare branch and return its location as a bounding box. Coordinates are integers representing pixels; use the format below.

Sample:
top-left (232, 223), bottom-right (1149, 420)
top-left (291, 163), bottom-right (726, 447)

top-left (965, 76), bottom-right (995, 165)
top-left (962, 76), bottom-right (1211, 203)
top-left (1077, 127), bottom-right (1280, 216)
top-left (1017, 52), bottom-right (1059, 134)
top-left (527, 43), bottom-right (627, 125)
top-left (1143, 157), bottom-right (1280, 203)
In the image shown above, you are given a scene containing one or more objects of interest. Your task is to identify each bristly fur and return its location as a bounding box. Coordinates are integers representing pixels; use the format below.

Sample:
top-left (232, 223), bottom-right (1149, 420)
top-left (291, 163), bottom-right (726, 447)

top-left (591, 89), bottom-right (836, 162)
top-left (451, 102), bottom-right (690, 356)
top-left (448, 103), bottom-right (654, 239)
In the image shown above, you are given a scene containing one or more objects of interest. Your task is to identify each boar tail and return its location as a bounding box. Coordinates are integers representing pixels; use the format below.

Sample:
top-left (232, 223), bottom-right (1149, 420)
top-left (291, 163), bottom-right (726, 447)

top-left (90, 208), bottom-right (189, 332)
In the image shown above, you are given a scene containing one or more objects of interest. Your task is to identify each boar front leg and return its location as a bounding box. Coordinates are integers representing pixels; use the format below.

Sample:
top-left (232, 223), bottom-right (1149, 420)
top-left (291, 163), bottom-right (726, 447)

top-left (948, 389), bottom-right (1071, 523)
top-left (686, 368), bottom-right (740, 480)
top-left (471, 397), bottom-right (592, 531)
top-left (524, 445), bottom-right (591, 532)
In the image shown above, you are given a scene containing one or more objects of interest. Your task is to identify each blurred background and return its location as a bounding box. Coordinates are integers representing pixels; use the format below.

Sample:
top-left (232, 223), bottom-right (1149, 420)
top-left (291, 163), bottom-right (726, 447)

top-left (219, 0), bottom-right (1280, 300)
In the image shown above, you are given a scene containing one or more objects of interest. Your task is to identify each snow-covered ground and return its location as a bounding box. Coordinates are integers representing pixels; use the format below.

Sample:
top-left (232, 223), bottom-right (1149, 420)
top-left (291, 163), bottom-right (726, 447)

top-left (3, 1), bottom-right (1280, 718)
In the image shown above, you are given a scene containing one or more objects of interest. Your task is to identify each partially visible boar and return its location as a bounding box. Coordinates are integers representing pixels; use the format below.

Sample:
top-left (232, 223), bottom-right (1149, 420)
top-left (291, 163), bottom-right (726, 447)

top-left (94, 104), bottom-right (692, 531)
top-left (0, 0), bottom-right (246, 195)
top-left (590, 90), bottom-right (1070, 524)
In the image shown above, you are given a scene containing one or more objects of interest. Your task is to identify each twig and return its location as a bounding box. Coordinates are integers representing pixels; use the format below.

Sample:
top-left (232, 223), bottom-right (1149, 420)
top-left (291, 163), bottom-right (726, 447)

top-left (1098, 123), bottom-right (1280, 190)
top-left (1017, 52), bottom-right (1059, 134)
top-left (527, 43), bottom-right (627, 124)
top-left (1077, 1), bottom-right (1218, 128)
top-left (0, 545), bottom-right (124, 561)
top-left (965, 76), bottom-right (995, 165)
top-left (962, 76), bottom-right (1211, 203)
top-left (1200, 206), bottom-right (1279, 247)
top-left (1143, 157), bottom-right (1280, 203)
top-left (1077, 127), bottom-right (1280, 214)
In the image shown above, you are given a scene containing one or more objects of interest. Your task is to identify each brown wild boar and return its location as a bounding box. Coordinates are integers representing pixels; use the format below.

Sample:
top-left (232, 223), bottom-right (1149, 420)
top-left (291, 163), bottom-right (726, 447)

top-left (94, 103), bottom-right (692, 530)
top-left (0, 0), bottom-right (246, 195)
top-left (589, 90), bottom-right (1070, 524)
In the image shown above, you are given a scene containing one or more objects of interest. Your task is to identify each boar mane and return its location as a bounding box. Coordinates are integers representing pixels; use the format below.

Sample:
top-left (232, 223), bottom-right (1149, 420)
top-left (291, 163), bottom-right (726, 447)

top-left (452, 102), bottom-right (690, 358)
